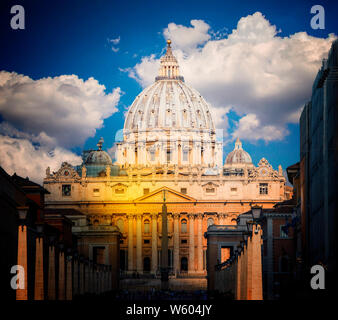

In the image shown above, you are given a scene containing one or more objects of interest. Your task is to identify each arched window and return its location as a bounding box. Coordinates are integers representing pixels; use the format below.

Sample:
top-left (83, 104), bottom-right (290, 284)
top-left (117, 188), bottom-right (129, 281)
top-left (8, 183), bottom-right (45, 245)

top-left (181, 219), bottom-right (187, 233)
top-left (207, 218), bottom-right (214, 227)
top-left (116, 218), bottom-right (124, 233)
top-left (144, 219), bottom-right (150, 233)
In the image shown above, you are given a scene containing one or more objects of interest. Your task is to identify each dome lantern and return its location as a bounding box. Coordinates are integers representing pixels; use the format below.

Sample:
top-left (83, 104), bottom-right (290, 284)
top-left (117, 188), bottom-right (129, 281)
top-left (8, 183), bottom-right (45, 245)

top-left (155, 39), bottom-right (184, 82)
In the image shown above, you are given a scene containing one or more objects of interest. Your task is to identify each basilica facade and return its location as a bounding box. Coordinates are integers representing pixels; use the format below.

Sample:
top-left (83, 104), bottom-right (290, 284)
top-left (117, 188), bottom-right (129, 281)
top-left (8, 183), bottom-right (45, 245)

top-left (43, 40), bottom-right (287, 283)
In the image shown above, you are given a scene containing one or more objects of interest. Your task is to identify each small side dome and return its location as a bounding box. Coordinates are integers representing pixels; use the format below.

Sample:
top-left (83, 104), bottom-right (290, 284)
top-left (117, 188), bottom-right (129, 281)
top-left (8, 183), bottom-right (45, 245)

top-left (225, 138), bottom-right (252, 164)
top-left (83, 137), bottom-right (112, 165)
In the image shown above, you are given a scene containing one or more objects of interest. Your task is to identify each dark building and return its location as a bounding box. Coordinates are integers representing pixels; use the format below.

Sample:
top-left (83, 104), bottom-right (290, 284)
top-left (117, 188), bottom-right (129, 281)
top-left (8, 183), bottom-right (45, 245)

top-left (299, 39), bottom-right (338, 295)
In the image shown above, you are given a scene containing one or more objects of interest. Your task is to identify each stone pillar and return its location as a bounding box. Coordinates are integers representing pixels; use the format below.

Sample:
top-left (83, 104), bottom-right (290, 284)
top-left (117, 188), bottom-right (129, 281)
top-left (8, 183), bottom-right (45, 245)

top-left (79, 259), bottom-right (84, 295)
top-left (196, 213), bottom-right (204, 272)
top-left (109, 266), bottom-right (112, 291)
top-left (47, 246), bottom-right (56, 300)
top-left (34, 236), bottom-right (44, 300)
top-left (188, 213), bottom-right (195, 273)
top-left (73, 258), bottom-right (79, 296)
top-left (173, 213), bottom-right (180, 274)
top-left (266, 217), bottom-right (274, 300)
top-left (84, 260), bottom-right (89, 293)
top-left (127, 214), bottom-right (134, 271)
top-left (236, 251), bottom-right (241, 300)
top-left (65, 255), bottom-right (72, 300)
top-left (16, 225), bottom-right (28, 300)
top-left (151, 213), bottom-right (158, 273)
top-left (88, 261), bottom-right (93, 294)
top-left (58, 251), bottom-right (65, 300)
top-left (136, 213), bottom-right (142, 272)
top-left (250, 225), bottom-right (263, 300)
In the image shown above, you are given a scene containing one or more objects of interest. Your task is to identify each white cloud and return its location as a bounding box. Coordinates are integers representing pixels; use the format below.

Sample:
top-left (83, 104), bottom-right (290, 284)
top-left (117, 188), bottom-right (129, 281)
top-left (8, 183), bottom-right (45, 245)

top-left (0, 71), bottom-right (121, 183)
top-left (127, 12), bottom-right (336, 142)
top-left (232, 113), bottom-right (288, 142)
top-left (0, 135), bottom-right (82, 184)
top-left (109, 36), bottom-right (120, 45)
top-left (163, 19), bottom-right (211, 52)
top-left (108, 36), bottom-right (121, 52)
top-left (0, 71), bottom-right (121, 148)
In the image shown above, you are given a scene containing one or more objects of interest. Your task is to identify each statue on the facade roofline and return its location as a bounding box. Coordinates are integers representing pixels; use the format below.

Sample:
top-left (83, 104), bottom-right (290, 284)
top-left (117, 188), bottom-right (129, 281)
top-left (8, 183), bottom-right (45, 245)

top-left (106, 165), bottom-right (111, 177)
top-left (82, 165), bottom-right (87, 178)
top-left (46, 166), bottom-right (50, 177)
top-left (278, 165), bottom-right (283, 176)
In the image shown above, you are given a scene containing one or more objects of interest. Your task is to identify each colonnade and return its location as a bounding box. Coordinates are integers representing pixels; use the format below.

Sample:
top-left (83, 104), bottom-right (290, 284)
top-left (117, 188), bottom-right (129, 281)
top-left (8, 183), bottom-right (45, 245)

top-left (126, 212), bottom-right (228, 275)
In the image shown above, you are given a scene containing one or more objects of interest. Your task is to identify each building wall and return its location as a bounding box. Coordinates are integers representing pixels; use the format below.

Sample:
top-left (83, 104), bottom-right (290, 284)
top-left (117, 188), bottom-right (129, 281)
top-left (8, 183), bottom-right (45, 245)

top-left (300, 40), bottom-right (338, 280)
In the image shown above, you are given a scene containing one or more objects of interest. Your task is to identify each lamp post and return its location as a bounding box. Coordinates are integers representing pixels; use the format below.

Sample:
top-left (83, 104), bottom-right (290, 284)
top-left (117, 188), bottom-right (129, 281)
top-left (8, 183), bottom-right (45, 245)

top-left (16, 206), bottom-right (28, 300)
top-left (161, 189), bottom-right (169, 291)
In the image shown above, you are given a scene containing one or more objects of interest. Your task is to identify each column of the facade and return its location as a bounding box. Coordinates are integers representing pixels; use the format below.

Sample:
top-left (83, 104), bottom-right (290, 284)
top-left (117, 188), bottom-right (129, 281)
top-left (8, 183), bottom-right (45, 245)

top-left (188, 213), bottom-right (195, 273)
top-left (196, 213), bottom-right (203, 272)
top-left (151, 213), bottom-right (158, 273)
top-left (127, 213), bottom-right (134, 272)
top-left (173, 213), bottom-right (180, 274)
top-left (136, 213), bottom-right (143, 272)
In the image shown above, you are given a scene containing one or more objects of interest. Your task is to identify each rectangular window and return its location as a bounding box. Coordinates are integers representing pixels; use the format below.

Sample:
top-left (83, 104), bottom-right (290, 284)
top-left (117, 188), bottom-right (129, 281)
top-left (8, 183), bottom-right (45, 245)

top-left (150, 151), bottom-right (155, 161)
top-left (181, 188), bottom-right (187, 194)
top-left (93, 188), bottom-right (100, 196)
top-left (115, 188), bottom-right (124, 194)
top-left (181, 239), bottom-right (187, 244)
top-left (231, 187), bottom-right (237, 193)
top-left (259, 183), bottom-right (268, 195)
top-left (62, 184), bottom-right (71, 196)
top-left (144, 239), bottom-right (150, 244)
top-left (206, 187), bottom-right (215, 193)
top-left (143, 188), bottom-right (150, 195)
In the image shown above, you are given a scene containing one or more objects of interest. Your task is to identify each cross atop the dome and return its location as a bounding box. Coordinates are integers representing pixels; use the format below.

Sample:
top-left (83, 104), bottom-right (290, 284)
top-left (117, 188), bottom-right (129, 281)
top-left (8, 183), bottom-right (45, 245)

top-left (97, 137), bottom-right (104, 151)
top-left (155, 40), bottom-right (184, 82)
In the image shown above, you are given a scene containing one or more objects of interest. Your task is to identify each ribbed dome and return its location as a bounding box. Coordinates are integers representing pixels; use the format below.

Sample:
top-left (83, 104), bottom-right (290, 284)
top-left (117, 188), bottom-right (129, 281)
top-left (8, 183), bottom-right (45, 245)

top-left (226, 138), bottom-right (252, 164)
top-left (116, 40), bottom-right (223, 168)
top-left (124, 40), bottom-right (214, 133)
top-left (84, 138), bottom-right (112, 165)
top-left (124, 80), bottom-right (214, 132)
top-left (84, 150), bottom-right (112, 165)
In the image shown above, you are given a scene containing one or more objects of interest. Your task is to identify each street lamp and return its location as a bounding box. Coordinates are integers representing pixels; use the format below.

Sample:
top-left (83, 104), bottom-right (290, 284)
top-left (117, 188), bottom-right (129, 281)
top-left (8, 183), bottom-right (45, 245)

top-left (36, 223), bottom-right (44, 236)
top-left (17, 206), bottom-right (28, 225)
top-left (251, 205), bottom-right (262, 220)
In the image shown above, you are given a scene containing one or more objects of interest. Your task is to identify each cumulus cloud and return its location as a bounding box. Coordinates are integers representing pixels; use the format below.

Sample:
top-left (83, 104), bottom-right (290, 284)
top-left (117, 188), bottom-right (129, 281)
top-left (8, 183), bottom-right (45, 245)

top-left (0, 71), bottom-right (121, 183)
top-left (0, 135), bottom-right (82, 184)
top-left (163, 19), bottom-right (211, 52)
top-left (0, 71), bottom-right (121, 148)
top-left (127, 13), bottom-right (336, 142)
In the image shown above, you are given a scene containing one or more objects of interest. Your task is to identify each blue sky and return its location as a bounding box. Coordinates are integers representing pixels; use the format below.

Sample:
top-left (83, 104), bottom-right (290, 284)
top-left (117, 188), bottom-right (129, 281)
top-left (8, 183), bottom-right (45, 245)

top-left (0, 0), bottom-right (337, 182)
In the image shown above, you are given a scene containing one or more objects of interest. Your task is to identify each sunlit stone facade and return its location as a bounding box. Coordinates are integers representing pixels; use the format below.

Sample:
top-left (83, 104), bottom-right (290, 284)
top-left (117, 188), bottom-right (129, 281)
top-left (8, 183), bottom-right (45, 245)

top-left (43, 41), bottom-right (287, 283)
